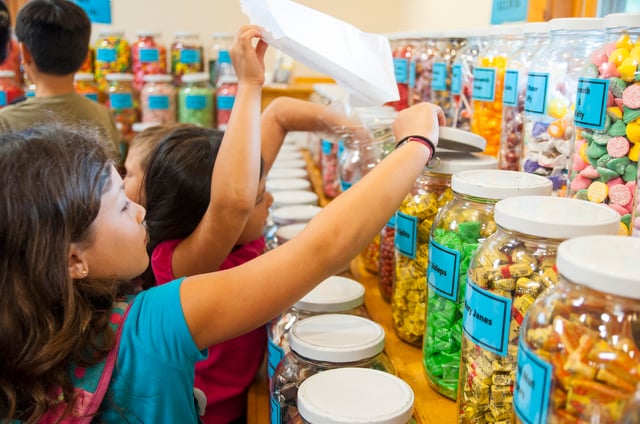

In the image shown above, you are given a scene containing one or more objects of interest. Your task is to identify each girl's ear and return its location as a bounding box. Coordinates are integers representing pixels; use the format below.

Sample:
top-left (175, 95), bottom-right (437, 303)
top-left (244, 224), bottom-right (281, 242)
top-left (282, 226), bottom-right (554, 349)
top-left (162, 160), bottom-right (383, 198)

top-left (68, 242), bottom-right (89, 279)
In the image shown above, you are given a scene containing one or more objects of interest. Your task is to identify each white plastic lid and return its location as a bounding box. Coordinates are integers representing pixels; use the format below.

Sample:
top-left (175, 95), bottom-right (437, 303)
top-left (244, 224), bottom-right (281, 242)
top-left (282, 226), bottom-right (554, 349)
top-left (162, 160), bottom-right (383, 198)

top-left (0, 70), bottom-right (16, 78)
top-left (557, 236), bottom-right (640, 299)
top-left (294, 276), bottom-right (365, 312)
top-left (106, 73), bottom-right (134, 82)
top-left (211, 32), bottom-right (233, 39)
top-left (267, 178), bottom-right (311, 193)
top-left (494, 196), bottom-right (620, 239)
top-left (218, 74), bottom-right (238, 84)
top-left (174, 31), bottom-right (199, 38)
top-left (132, 122), bottom-right (160, 133)
top-left (181, 72), bottom-right (210, 83)
top-left (272, 204), bottom-right (322, 225)
top-left (136, 30), bottom-right (161, 38)
top-left (438, 127), bottom-right (486, 152)
top-left (278, 144), bottom-right (301, 154)
top-left (451, 170), bottom-right (552, 199)
top-left (98, 29), bottom-right (124, 37)
top-left (271, 158), bottom-right (307, 170)
top-left (74, 72), bottom-right (95, 81)
top-left (426, 151), bottom-right (498, 175)
top-left (143, 74), bottom-right (173, 83)
top-left (272, 190), bottom-right (318, 208)
top-left (489, 24), bottom-right (524, 36)
top-left (268, 168), bottom-right (308, 180)
top-left (289, 314), bottom-right (385, 362)
top-left (275, 151), bottom-right (304, 161)
top-left (298, 368), bottom-right (414, 424)
top-left (276, 223), bottom-right (307, 243)
top-left (523, 22), bottom-right (550, 35)
top-left (549, 17), bottom-right (604, 32)
top-left (604, 13), bottom-right (640, 30)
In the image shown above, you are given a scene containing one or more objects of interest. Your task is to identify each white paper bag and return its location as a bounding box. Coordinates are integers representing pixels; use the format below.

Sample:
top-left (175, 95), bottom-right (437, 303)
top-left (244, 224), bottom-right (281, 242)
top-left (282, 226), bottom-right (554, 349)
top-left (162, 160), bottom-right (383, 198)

top-left (240, 0), bottom-right (399, 106)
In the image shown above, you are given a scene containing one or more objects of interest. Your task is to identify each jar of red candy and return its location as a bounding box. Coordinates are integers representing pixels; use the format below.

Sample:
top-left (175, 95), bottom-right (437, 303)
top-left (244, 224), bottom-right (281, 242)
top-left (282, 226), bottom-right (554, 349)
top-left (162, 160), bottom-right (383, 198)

top-left (73, 72), bottom-right (101, 103)
top-left (320, 137), bottom-right (342, 199)
top-left (106, 73), bottom-right (137, 143)
top-left (216, 74), bottom-right (237, 130)
top-left (171, 32), bottom-right (204, 85)
top-left (498, 22), bottom-right (549, 171)
top-left (131, 31), bottom-right (167, 91)
top-left (94, 30), bottom-right (131, 93)
top-left (387, 33), bottom-right (415, 111)
top-left (140, 74), bottom-right (176, 124)
top-left (0, 70), bottom-right (23, 107)
top-left (567, 13), bottom-right (640, 235)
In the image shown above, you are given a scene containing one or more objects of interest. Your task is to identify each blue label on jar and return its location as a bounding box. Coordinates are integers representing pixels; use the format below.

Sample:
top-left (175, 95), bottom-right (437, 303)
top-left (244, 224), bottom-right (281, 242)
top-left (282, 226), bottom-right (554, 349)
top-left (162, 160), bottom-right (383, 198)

top-left (180, 49), bottom-right (201, 64)
top-left (186, 94), bottom-right (207, 110)
top-left (0, 91), bottom-right (7, 106)
top-left (96, 47), bottom-right (116, 63)
top-left (270, 396), bottom-right (282, 424)
top-left (514, 338), bottom-right (552, 424)
top-left (427, 240), bottom-right (460, 302)
top-left (462, 280), bottom-right (512, 356)
top-left (394, 211), bottom-right (417, 259)
top-left (218, 50), bottom-right (231, 64)
top-left (216, 94), bottom-right (235, 111)
top-left (432, 62), bottom-right (448, 91)
top-left (524, 72), bottom-right (549, 115)
top-left (394, 58), bottom-right (409, 84)
top-left (451, 64), bottom-right (462, 95)
top-left (322, 139), bottom-right (332, 155)
top-left (386, 212), bottom-right (397, 228)
top-left (340, 180), bottom-right (352, 192)
top-left (26, 91), bottom-right (35, 98)
top-left (148, 95), bottom-right (170, 110)
top-left (409, 60), bottom-right (416, 88)
top-left (472, 67), bottom-right (496, 102)
top-left (574, 77), bottom-right (609, 130)
top-left (84, 93), bottom-right (98, 102)
top-left (503, 69), bottom-right (519, 107)
top-left (267, 338), bottom-right (285, 379)
top-left (109, 92), bottom-right (133, 109)
top-left (139, 47), bottom-right (160, 63)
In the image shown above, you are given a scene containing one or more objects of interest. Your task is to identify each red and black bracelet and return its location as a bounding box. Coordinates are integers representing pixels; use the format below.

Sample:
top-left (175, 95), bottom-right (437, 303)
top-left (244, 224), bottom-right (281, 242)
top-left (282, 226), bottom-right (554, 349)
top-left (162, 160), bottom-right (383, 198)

top-left (394, 135), bottom-right (436, 164)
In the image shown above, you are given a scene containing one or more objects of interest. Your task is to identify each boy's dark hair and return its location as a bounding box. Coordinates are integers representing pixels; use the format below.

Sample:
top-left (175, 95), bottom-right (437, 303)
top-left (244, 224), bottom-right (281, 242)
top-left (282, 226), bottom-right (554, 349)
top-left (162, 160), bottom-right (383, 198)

top-left (15, 0), bottom-right (91, 75)
top-left (0, 1), bottom-right (10, 63)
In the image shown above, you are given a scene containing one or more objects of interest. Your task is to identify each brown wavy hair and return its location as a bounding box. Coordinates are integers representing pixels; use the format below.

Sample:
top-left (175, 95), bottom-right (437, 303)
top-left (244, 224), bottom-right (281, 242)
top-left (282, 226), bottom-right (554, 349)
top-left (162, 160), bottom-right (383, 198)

top-left (0, 124), bottom-right (125, 422)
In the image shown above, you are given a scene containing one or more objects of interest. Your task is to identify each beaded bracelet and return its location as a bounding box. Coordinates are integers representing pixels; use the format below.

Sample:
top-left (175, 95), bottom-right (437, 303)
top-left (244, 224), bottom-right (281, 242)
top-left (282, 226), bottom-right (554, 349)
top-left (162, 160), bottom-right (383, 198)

top-left (394, 135), bottom-right (436, 165)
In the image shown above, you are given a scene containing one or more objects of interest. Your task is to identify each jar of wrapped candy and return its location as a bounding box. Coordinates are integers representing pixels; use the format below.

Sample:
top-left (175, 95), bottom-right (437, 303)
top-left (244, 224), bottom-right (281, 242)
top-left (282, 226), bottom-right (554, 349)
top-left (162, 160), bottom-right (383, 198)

top-left (209, 32), bottom-right (234, 86)
top-left (178, 72), bottom-right (213, 127)
top-left (140, 74), bottom-right (176, 124)
top-left (106, 73), bottom-right (137, 142)
top-left (0, 70), bottom-right (23, 107)
top-left (431, 34), bottom-right (467, 127)
top-left (393, 152), bottom-right (498, 347)
top-left (94, 30), bottom-right (131, 92)
top-left (387, 33), bottom-right (415, 111)
top-left (270, 314), bottom-right (394, 424)
top-left (566, 14), bottom-right (640, 235)
top-left (73, 72), bottom-right (101, 103)
top-left (320, 138), bottom-right (342, 199)
top-left (131, 31), bottom-right (167, 92)
top-left (471, 25), bottom-right (524, 158)
top-left (216, 74), bottom-right (237, 130)
top-left (297, 368), bottom-right (415, 424)
top-left (498, 22), bottom-right (549, 171)
top-left (171, 32), bottom-right (204, 85)
top-left (267, 275), bottom-right (368, 380)
top-left (411, 33), bottom-right (440, 106)
top-left (513, 235), bottom-right (639, 424)
top-left (523, 18), bottom-right (605, 195)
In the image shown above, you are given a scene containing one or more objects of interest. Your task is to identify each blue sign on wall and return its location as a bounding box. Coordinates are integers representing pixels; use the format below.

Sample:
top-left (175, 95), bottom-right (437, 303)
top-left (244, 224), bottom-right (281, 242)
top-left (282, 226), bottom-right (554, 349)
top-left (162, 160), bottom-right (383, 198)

top-left (72, 0), bottom-right (112, 24)
top-left (491, 0), bottom-right (529, 24)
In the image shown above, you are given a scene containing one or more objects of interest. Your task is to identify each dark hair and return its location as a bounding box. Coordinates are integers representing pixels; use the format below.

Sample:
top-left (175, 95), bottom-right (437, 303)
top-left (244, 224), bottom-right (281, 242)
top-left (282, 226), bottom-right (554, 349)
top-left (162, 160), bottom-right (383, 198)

top-left (0, 125), bottom-right (122, 422)
top-left (15, 0), bottom-right (91, 75)
top-left (0, 1), bottom-right (10, 63)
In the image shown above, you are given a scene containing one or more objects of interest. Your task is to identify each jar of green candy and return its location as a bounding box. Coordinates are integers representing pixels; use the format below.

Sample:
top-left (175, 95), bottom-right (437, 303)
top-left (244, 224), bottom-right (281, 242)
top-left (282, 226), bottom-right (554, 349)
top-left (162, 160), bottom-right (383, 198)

top-left (178, 72), bottom-right (214, 127)
top-left (391, 151), bottom-right (498, 346)
top-left (424, 170), bottom-right (551, 399)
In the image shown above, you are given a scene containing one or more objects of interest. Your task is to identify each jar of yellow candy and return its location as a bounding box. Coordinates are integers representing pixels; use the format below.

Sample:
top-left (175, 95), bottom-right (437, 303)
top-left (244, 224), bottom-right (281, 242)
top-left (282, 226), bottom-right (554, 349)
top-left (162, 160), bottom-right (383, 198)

top-left (94, 30), bottom-right (131, 93)
top-left (171, 31), bottom-right (204, 85)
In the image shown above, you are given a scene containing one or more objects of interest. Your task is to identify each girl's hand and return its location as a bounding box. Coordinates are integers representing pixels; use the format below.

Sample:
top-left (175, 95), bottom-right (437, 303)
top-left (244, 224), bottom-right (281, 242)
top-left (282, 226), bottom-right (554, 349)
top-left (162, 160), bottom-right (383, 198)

top-left (392, 102), bottom-right (445, 148)
top-left (229, 25), bottom-right (268, 87)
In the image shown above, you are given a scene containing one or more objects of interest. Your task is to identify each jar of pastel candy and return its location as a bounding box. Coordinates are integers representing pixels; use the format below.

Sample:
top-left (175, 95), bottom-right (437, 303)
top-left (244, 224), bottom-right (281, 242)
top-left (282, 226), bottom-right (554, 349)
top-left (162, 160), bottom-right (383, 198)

top-left (270, 314), bottom-right (394, 424)
top-left (73, 72), bottom-right (101, 103)
top-left (216, 74), bottom-right (237, 130)
top-left (411, 33), bottom-right (439, 106)
top-left (431, 33), bottom-right (467, 127)
top-left (0, 70), bottom-right (24, 107)
top-left (140, 74), bottom-right (176, 124)
top-left (513, 235), bottom-right (639, 424)
top-left (267, 275), bottom-right (368, 381)
top-left (567, 13), bottom-right (640, 235)
top-left (457, 196), bottom-right (619, 423)
top-left (178, 72), bottom-right (213, 128)
top-left (523, 18), bottom-right (605, 195)
top-left (131, 31), bottom-right (167, 92)
top-left (94, 30), bottom-right (131, 92)
top-left (171, 31), bottom-right (204, 85)
top-left (498, 22), bottom-right (549, 171)
top-left (471, 25), bottom-right (524, 158)
top-left (106, 73), bottom-right (137, 142)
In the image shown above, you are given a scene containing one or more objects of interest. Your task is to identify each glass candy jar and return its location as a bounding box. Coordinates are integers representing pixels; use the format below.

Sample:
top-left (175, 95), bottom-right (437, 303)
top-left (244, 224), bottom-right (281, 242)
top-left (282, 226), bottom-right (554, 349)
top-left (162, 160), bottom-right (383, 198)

top-left (431, 34), bottom-right (467, 127)
top-left (171, 32), bottom-right (204, 84)
top-left (74, 72), bottom-right (101, 103)
top-left (0, 70), bottom-right (24, 107)
top-left (106, 73), bottom-right (137, 142)
top-left (131, 31), bottom-right (167, 91)
top-left (94, 30), bottom-right (131, 92)
top-left (178, 72), bottom-right (214, 127)
top-left (140, 74), bottom-right (176, 124)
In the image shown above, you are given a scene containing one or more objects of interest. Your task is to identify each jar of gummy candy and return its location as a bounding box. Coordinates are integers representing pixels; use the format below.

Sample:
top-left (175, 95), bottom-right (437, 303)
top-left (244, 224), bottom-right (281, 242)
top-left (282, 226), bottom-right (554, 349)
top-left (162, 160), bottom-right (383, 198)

top-left (209, 32), bottom-right (234, 86)
top-left (216, 74), bottom-right (237, 130)
top-left (411, 33), bottom-right (439, 106)
top-left (431, 33), bottom-right (467, 127)
top-left (426, 170), bottom-right (551, 400)
top-left (392, 152), bottom-right (498, 347)
top-left (140, 74), bottom-right (176, 124)
top-left (178, 72), bottom-right (213, 127)
top-left (387, 33), bottom-right (415, 111)
top-left (513, 235), bottom-right (639, 424)
top-left (267, 275), bottom-right (369, 380)
top-left (523, 18), bottom-right (605, 195)
top-left (498, 22), bottom-right (549, 171)
top-left (73, 72), bottom-right (101, 103)
top-left (270, 314), bottom-right (395, 424)
top-left (567, 13), bottom-right (640, 235)
top-left (171, 32), bottom-right (204, 85)
top-left (0, 70), bottom-right (24, 107)
top-left (131, 31), bottom-right (167, 92)
top-left (106, 73), bottom-right (137, 140)
top-left (94, 30), bottom-right (131, 92)
top-left (471, 25), bottom-right (524, 158)
top-left (297, 368), bottom-right (415, 424)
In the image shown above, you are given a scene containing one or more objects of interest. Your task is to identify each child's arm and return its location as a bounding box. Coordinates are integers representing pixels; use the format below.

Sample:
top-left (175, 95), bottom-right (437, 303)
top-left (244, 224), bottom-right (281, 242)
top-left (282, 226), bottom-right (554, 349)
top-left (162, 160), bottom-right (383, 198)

top-left (181, 102), bottom-right (445, 349)
top-left (170, 26), bottom-right (268, 278)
